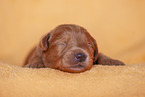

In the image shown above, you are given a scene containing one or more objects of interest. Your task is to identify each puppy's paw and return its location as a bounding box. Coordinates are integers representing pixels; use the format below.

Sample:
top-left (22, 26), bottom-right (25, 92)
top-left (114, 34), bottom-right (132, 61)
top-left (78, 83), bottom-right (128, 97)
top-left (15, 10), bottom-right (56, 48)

top-left (99, 59), bottom-right (125, 66)
top-left (24, 63), bottom-right (45, 68)
top-left (105, 59), bottom-right (125, 65)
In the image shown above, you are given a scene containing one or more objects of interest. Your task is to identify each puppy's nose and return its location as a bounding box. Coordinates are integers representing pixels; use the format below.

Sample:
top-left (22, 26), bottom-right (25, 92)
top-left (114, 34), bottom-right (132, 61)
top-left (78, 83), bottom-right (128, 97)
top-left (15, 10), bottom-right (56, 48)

top-left (75, 53), bottom-right (86, 62)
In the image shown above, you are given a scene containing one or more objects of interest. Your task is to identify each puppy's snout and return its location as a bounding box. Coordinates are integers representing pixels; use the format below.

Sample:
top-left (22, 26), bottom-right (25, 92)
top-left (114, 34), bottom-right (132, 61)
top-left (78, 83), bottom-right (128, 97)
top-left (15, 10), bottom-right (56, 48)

top-left (75, 53), bottom-right (87, 62)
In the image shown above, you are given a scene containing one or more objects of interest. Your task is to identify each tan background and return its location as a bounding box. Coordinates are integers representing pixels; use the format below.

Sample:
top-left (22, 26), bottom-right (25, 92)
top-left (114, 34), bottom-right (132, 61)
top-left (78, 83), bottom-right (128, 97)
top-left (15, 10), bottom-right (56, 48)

top-left (0, 0), bottom-right (145, 66)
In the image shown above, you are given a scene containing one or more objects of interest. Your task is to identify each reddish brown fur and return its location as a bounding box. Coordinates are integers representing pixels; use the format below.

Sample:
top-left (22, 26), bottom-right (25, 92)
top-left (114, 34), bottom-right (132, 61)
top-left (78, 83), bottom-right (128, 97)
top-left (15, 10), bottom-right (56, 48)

top-left (24, 24), bottom-right (125, 73)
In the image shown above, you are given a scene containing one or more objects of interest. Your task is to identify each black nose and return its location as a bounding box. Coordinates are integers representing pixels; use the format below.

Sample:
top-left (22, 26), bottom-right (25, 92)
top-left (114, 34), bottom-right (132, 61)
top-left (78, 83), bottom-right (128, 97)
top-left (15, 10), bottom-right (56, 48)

top-left (75, 53), bottom-right (87, 62)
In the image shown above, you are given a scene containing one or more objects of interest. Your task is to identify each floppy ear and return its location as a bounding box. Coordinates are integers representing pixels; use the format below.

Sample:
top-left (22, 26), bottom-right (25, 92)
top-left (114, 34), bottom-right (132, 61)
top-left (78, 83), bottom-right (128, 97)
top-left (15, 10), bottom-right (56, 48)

top-left (93, 40), bottom-right (98, 62)
top-left (39, 33), bottom-right (51, 51)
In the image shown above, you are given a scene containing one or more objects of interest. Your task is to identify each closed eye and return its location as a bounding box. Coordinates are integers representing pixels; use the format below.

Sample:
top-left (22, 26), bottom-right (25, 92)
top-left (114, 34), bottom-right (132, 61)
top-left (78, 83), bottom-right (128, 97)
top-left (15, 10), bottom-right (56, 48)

top-left (59, 42), bottom-right (66, 46)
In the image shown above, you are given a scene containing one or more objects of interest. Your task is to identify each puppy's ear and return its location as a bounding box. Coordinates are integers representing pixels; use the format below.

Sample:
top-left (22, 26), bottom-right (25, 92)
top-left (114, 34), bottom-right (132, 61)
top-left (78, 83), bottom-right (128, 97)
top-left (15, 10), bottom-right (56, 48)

top-left (93, 40), bottom-right (99, 62)
top-left (39, 33), bottom-right (51, 51)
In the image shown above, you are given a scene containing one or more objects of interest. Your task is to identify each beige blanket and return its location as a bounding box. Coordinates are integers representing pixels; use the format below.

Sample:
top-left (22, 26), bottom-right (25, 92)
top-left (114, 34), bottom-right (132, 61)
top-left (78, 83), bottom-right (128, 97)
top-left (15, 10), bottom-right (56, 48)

top-left (0, 62), bottom-right (145, 97)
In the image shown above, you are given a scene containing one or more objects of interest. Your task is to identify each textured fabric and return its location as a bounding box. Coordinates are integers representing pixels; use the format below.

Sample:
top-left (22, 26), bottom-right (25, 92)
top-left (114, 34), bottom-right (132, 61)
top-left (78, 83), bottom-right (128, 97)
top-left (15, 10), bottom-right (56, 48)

top-left (0, 62), bottom-right (145, 97)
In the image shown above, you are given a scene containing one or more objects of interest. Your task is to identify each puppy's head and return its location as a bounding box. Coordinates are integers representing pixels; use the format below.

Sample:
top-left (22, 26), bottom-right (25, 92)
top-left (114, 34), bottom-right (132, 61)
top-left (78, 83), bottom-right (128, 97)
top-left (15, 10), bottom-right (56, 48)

top-left (39, 24), bottom-right (98, 73)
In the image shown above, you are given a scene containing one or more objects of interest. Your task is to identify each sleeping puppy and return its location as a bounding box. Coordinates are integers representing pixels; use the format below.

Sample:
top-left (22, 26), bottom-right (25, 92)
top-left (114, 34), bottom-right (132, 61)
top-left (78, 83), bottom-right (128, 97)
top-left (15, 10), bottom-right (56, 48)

top-left (24, 24), bottom-right (125, 73)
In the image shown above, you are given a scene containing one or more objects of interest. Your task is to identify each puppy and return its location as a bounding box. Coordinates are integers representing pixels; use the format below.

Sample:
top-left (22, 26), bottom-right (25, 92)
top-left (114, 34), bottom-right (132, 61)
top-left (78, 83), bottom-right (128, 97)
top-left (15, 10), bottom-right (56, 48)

top-left (24, 24), bottom-right (125, 73)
